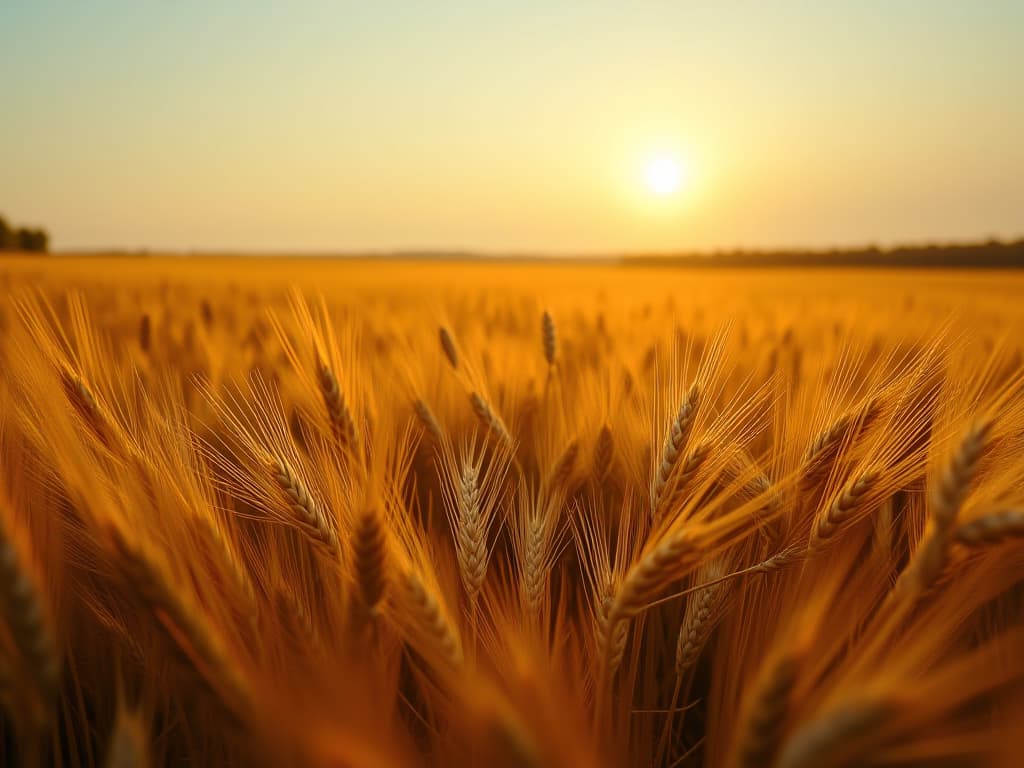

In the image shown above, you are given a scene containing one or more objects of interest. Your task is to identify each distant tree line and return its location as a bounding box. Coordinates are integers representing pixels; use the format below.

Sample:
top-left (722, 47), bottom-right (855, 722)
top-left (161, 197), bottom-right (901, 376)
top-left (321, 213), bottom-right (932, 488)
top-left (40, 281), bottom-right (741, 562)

top-left (629, 239), bottom-right (1024, 269)
top-left (0, 215), bottom-right (49, 253)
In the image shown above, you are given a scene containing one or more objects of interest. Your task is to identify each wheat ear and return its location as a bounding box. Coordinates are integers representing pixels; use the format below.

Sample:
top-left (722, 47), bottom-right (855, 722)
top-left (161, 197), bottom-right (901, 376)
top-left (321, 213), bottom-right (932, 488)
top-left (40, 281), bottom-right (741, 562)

top-left (138, 313), bottom-right (151, 354)
top-left (810, 469), bottom-right (880, 546)
top-left (731, 652), bottom-right (801, 768)
top-left (801, 396), bottom-right (882, 489)
top-left (675, 561), bottom-right (725, 676)
top-left (469, 392), bottom-right (513, 448)
top-left (593, 424), bottom-right (615, 483)
top-left (541, 310), bottom-right (557, 366)
top-left (603, 528), bottom-right (699, 672)
top-left (439, 326), bottom-right (459, 370)
top-left (455, 461), bottom-right (487, 604)
top-left (902, 420), bottom-right (991, 593)
top-left (268, 455), bottom-right (339, 557)
top-left (105, 707), bottom-right (151, 768)
top-left (315, 356), bottom-right (359, 452)
top-left (0, 497), bottom-right (60, 719)
top-left (776, 698), bottom-right (892, 768)
top-left (107, 526), bottom-right (252, 726)
top-left (652, 382), bottom-right (701, 516)
top-left (954, 508), bottom-right (1024, 547)
top-left (60, 367), bottom-right (116, 449)
top-left (397, 569), bottom-right (462, 667)
top-left (353, 506), bottom-right (388, 617)
top-left (595, 583), bottom-right (628, 674)
top-left (548, 438), bottom-right (579, 493)
top-left (522, 513), bottom-right (546, 616)
top-left (413, 399), bottom-right (444, 445)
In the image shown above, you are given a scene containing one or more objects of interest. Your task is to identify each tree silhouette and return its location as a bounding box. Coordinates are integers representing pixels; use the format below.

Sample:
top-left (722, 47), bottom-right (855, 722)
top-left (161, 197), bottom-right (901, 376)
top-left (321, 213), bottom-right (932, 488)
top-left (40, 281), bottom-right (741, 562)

top-left (0, 214), bottom-right (49, 253)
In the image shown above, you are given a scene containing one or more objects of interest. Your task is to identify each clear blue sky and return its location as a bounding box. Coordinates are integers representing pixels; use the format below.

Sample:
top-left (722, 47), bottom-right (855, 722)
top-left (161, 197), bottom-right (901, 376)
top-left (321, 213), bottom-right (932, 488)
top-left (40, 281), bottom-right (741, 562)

top-left (2, 1), bottom-right (1022, 253)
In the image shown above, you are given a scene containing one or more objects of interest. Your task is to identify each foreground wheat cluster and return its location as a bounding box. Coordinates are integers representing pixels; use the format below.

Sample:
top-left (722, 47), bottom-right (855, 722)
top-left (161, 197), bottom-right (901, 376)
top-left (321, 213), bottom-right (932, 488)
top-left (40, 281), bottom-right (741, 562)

top-left (1, 261), bottom-right (1023, 767)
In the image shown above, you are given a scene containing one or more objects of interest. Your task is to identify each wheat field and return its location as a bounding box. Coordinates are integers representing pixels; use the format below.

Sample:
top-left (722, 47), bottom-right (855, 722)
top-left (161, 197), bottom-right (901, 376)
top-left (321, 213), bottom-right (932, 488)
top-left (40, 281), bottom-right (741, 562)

top-left (1, 256), bottom-right (1023, 767)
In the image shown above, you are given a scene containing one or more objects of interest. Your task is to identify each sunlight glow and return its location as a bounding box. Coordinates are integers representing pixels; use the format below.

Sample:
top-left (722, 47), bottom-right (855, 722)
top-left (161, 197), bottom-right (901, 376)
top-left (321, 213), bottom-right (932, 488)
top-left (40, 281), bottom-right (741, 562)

top-left (644, 154), bottom-right (684, 197)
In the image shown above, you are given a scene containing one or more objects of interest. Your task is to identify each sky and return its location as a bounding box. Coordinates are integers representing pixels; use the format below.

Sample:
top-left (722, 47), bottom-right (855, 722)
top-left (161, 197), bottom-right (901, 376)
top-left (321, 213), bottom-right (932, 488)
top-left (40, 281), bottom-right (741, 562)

top-left (2, 1), bottom-right (1023, 254)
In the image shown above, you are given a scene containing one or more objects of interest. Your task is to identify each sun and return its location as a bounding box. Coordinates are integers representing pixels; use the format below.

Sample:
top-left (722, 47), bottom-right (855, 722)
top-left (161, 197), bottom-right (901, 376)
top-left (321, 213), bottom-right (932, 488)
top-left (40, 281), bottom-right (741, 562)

top-left (644, 153), bottom-right (684, 197)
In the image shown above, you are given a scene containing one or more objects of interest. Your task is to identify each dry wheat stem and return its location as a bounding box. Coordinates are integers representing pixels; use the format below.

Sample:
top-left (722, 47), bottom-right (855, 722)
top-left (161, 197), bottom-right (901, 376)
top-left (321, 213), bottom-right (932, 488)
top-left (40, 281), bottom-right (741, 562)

top-left (642, 547), bottom-right (803, 612)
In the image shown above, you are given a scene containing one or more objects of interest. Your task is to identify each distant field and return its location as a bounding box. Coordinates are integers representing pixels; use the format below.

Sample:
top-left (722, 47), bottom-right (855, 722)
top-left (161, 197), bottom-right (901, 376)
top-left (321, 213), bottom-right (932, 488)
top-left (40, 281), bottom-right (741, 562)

top-left (0, 255), bottom-right (1022, 766)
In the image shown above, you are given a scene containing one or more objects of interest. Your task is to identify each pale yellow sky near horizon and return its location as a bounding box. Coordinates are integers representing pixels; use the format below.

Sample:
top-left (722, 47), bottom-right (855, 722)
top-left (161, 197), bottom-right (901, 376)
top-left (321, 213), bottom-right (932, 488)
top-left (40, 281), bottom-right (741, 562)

top-left (2, 2), bottom-right (1023, 254)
